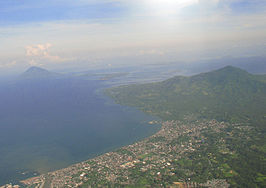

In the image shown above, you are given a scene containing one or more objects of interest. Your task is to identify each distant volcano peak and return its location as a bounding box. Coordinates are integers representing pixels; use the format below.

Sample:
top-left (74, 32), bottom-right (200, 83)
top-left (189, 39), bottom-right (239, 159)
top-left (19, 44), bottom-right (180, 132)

top-left (21, 66), bottom-right (58, 79)
top-left (25, 66), bottom-right (49, 73)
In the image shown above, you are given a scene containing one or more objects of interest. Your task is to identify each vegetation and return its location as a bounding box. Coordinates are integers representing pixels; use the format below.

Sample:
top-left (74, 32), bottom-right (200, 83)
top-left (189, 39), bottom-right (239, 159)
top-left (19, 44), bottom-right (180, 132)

top-left (106, 66), bottom-right (266, 187)
top-left (106, 66), bottom-right (266, 126)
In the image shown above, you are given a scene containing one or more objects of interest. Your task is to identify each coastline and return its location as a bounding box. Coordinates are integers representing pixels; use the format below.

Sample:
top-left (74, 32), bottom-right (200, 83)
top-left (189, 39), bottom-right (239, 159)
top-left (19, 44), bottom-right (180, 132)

top-left (0, 85), bottom-right (161, 186)
top-left (20, 121), bottom-right (163, 187)
top-left (20, 118), bottom-right (230, 187)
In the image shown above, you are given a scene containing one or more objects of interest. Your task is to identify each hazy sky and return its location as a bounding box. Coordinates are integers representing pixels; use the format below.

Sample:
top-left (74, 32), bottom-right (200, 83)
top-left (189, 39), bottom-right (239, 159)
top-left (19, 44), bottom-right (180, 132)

top-left (1, 0), bottom-right (266, 73)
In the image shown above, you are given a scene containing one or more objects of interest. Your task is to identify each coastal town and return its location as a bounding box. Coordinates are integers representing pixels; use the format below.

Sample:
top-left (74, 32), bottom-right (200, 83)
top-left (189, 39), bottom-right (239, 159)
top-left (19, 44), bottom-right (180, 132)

top-left (0, 184), bottom-right (20, 188)
top-left (20, 116), bottom-right (234, 187)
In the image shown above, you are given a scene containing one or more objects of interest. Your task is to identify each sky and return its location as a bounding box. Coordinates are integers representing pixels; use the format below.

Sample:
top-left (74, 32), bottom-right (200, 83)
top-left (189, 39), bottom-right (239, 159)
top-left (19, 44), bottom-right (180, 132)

top-left (1, 0), bottom-right (266, 74)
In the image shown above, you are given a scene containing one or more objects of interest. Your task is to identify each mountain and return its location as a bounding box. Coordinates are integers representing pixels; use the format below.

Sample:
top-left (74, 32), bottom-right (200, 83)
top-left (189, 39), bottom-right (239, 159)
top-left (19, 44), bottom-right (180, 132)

top-left (106, 66), bottom-right (266, 126)
top-left (106, 65), bottom-right (266, 186)
top-left (186, 56), bottom-right (266, 74)
top-left (20, 66), bottom-right (60, 79)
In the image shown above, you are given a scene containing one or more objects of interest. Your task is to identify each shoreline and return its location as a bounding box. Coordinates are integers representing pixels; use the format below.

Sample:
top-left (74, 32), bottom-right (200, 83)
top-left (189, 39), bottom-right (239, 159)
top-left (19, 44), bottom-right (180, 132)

top-left (20, 118), bottom-right (230, 187)
top-left (0, 119), bottom-right (161, 188)
top-left (20, 121), bottom-right (163, 187)
top-left (0, 88), bottom-right (161, 187)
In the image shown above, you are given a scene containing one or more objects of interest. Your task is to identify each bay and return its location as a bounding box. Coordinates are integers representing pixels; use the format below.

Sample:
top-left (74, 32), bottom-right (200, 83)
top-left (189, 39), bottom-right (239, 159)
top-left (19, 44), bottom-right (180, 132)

top-left (0, 77), bottom-right (160, 184)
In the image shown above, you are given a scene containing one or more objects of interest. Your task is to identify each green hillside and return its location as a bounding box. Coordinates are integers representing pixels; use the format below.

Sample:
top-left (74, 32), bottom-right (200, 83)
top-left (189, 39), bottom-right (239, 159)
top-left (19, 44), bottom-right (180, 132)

top-left (106, 66), bottom-right (266, 187)
top-left (107, 66), bottom-right (266, 127)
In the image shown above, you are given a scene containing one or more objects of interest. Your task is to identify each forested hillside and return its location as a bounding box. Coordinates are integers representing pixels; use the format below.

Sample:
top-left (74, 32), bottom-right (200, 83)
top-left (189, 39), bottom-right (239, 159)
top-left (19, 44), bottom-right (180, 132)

top-left (106, 66), bottom-right (266, 187)
top-left (107, 66), bottom-right (266, 127)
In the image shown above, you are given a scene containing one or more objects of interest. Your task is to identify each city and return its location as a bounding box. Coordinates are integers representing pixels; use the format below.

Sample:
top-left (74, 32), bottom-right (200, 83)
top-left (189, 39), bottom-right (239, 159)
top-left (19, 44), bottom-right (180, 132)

top-left (21, 117), bottom-right (232, 187)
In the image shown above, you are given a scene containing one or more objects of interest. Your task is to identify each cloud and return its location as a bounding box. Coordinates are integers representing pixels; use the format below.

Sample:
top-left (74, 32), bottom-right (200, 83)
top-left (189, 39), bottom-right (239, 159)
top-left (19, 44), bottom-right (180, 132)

top-left (0, 60), bottom-right (17, 68)
top-left (25, 43), bottom-right (66, 66)
top-left (26, 43), bottom-right (51, 57)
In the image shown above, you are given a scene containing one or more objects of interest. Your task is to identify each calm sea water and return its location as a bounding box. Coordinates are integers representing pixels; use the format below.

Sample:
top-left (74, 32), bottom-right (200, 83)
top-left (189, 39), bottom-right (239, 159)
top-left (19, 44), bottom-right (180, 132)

top-left (0, 77), bottom-right (160, 185)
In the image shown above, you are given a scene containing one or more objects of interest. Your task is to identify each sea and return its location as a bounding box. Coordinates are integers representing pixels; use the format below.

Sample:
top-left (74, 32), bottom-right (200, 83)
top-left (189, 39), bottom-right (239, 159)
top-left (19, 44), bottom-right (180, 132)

top-left (0, 76), bottom-right (160, 185)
